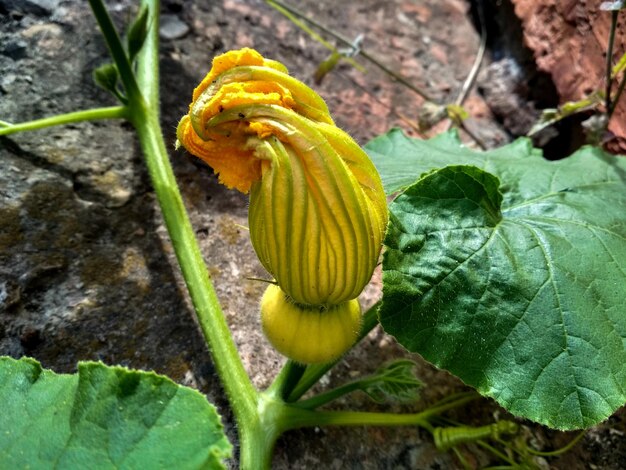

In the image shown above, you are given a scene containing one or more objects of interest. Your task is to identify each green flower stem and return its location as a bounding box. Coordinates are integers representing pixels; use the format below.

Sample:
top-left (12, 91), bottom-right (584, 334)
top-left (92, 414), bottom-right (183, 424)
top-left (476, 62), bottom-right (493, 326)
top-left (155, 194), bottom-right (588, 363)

top-left (415, 392), bottom-right (479, 420)
top-left (0, 106), bottom-right (127, 136)
top-left (286, 301), bottom-right (380, 402)
top-left (476, 441), bottom-right (517, 466)
top-left (525, 431), bottom-right (585, 457)
top-left (292, 379), bottom-right (364, 410)
top-left (282, 392), bottom-right (477, 431)
top-left (136, 0), bottom-right (159, 109)
top-left (267, 360), bottom-right (308, 399)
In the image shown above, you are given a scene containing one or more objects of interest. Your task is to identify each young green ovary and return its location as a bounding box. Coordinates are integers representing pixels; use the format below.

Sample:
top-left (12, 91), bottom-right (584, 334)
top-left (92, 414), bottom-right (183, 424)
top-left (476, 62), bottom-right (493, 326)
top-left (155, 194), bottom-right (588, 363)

top-left (260, 284), bottom-right (361, 364)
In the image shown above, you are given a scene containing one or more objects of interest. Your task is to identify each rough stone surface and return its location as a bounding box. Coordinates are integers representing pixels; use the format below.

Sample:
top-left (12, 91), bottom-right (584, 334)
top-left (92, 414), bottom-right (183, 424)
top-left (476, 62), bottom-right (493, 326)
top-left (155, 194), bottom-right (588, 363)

top-left (0, 0), bottom-right (60, 17)
top-left (159, 13), bottom-right (190, 40)
top-left (0, 0), bottom-right (624, 468)
top-left (511, 0), bottom-right (626, 152)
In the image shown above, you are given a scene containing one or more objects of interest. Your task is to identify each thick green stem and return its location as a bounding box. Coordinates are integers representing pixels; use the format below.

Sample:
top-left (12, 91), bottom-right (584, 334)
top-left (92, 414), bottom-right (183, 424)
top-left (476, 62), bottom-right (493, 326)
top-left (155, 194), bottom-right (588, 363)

top-left (88, 2), bottom-right (260, 464)
top-left (130, 107), bottom-right (257, 418)
top-left (239, 395), bottom-right (294, 470)
top-left (293, 380), bottom-right (363, 410)
top-left (238, 425), bottom-right (276, 470)
top-left (267, 360), bottom-right (308, 399)
top-left (282, 392), bottom-right (478, 430)
top-left (116, 0), bottom-right (256, 419)
top-left (0, 106), bottom-right (126, 136)
top-left (136, 0), bottom-right (160, 109)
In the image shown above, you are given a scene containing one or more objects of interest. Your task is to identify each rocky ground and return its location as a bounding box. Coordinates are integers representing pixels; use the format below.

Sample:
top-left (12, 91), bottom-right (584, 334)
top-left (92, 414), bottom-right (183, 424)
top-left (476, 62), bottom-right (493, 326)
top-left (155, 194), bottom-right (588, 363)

top-left (1, 0), bottom-right (624, 468)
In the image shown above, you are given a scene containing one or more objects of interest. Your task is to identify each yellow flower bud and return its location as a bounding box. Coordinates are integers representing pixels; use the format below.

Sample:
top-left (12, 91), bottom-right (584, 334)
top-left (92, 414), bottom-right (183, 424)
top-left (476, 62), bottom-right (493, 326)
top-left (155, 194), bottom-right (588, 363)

top-left (261, 284), bottom-right (361, 364)
top-left (176, 48), bottom-right (388, 362)
top-left (177, 48), bottom-right (387, 305)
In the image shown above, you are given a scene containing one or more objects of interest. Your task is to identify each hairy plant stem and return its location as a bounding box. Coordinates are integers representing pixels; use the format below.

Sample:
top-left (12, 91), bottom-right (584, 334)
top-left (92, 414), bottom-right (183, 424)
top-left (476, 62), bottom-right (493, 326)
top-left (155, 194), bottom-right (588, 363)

top-left (135, 0), bottom-right (159, 109)
top-left (0, 107), bottom-right (127, 136)
top-left (267, 360), bottom-right (308, 399)
top-left (526, 430), bottom-right (585, 457)
top-left (130, 107), bottom-right (258, 413)
top-left (292, 378), bottom-right (365, 410)
top-left (281, 393), bottom-right (478, 430)
top-left (90, 0), bottom-right (260, 466)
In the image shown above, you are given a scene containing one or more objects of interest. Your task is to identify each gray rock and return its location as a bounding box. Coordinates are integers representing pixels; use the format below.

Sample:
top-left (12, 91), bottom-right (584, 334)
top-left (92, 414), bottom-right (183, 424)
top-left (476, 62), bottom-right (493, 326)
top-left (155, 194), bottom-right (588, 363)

top-left (1, 39), bottom-right (28, 60)
top-left (0, 73), bottom-right (17, 94)
top-left (0, 0), bottom-right (60, 16)
top-left (159, 14), bottom-right (190, 40)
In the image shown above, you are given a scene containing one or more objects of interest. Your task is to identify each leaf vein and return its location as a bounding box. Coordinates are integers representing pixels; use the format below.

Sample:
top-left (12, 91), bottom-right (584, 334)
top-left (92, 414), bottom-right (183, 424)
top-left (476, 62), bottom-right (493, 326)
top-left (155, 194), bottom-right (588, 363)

top-left (519, 222), bottom-right (585, 424)
top-left (517, 215), bottom-right (626, 241)
top-left (504, 181), bottom-right (623, 212)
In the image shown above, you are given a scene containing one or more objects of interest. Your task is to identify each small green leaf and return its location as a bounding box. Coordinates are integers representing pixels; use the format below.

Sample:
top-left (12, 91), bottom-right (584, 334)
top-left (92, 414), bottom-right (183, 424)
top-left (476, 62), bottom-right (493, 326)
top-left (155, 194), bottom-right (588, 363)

top-left (361, 359), bottom-right (422, 404)
top-left (445, 103), bottom-right (469, 124)
top-left (612, 51), bottom-right (626, 78)
top-left (314, 50), bottom-right (342, 85)
top-left (369, 130), bottom-right (626, 430)
top-left (0, 356), bottom-right (232, 469)
top-left (527, 94), bottom-right (603, 137)
top-left (127, 5), bottom-right (150, 62)
top-left (93, 63), bottom-right (119, 93)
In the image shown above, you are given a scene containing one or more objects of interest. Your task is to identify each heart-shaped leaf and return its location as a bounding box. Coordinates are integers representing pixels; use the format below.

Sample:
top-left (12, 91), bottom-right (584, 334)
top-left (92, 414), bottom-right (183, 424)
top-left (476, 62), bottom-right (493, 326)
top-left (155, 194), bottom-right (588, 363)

top-left (367, 130), bottom-right (626, 430)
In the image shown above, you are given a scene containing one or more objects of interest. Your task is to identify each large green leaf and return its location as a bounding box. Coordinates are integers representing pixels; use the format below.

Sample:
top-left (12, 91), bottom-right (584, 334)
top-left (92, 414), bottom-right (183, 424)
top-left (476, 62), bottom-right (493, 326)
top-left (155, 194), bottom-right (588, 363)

top-left (368, 130), bottom-right (626, 430)
top-left (0, 357), bottom-right (232, 469)
top-left (366, 128), bottom-right (544, 196)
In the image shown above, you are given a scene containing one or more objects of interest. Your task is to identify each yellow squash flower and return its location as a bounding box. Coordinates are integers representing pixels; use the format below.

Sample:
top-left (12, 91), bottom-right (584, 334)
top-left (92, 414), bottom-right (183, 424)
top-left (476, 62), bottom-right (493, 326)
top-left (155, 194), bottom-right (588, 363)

top-left (177, 48), bottom-right (388, 363)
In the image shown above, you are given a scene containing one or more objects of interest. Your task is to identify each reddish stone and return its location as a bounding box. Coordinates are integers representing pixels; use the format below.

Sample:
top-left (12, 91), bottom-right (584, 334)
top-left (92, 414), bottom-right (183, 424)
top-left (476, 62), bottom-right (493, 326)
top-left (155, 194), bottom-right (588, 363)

top-left (400, 3), bottom-right (433, 23)
top-left (511, 0), bottom-right (626, 152)
top-left (430, 43), bottom-right (449, 65)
